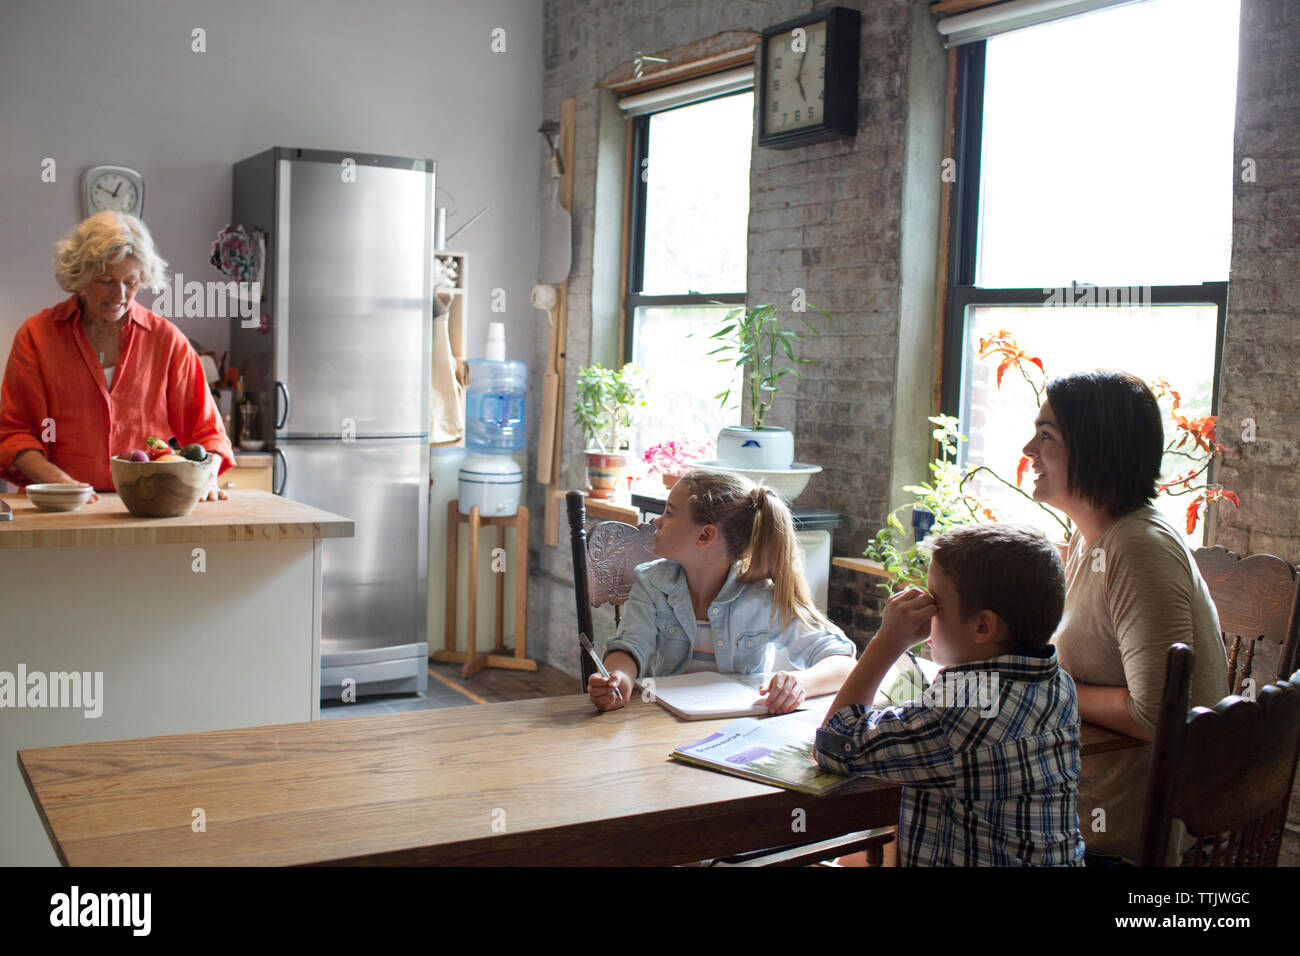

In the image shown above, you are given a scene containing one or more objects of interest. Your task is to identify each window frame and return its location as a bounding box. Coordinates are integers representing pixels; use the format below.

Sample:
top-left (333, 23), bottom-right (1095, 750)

top-left (939, 41), bottom-right (1229, 425)
top-left (621, 88), bottom-right (751, 365)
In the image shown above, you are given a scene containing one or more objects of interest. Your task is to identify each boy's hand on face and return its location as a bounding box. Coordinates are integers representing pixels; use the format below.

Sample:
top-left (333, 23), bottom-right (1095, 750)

top-left (876, 586), bottom-right (937, 655)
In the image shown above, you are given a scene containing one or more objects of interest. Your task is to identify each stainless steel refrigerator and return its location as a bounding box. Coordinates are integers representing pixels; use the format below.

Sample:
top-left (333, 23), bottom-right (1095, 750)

top-left (231, 147), bottom-right (432, 699)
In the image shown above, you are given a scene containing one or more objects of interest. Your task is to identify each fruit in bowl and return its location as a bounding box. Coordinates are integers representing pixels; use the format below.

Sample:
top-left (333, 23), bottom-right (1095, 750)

top-left (110, 447), bottom-right (218, 517)
top-left (144, 436), bottom-right (173, 461)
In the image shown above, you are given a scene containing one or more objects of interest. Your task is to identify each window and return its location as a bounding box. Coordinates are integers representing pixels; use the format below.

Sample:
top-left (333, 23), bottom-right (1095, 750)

top-left (942, 0), bottom-right (1240, 543)
top-left (624, 87), bottom-right (754, 453)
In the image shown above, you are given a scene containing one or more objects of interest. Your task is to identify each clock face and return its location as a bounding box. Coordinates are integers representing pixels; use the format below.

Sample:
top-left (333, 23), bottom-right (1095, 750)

top-left (84, 166), bottom-right (144, 216)
top-left (764, 21), bottom-right (829, 135)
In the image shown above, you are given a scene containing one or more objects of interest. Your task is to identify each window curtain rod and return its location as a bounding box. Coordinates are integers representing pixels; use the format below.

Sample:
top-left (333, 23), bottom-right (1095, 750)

top-left (936, 0), bottom-right (1149, 46)
top-left (617, 66), bottom-right (754, 116)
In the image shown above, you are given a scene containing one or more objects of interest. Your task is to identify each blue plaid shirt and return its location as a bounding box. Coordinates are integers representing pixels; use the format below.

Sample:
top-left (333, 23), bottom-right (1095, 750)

top-left (815, 647), bottom-right (1085, 866)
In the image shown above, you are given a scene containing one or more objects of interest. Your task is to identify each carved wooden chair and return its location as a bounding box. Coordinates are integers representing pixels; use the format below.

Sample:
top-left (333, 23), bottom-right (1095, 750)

top-left (1193, 546), bottom-right (1300, 693)
top-left (564, 489), bottom-right (895, 867)
top-left (566, 491), bottom-right (655, 689)
top-left (1139, 642), bottom-right (1300, 866)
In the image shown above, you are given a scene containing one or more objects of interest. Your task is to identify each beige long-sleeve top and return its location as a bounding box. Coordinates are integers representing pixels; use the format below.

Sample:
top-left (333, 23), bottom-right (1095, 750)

top-left (1052, 504), bottom-right (1227, 863)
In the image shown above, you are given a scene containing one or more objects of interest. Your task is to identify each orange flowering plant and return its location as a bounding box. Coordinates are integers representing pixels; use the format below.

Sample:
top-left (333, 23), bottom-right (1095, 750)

top-left (975, 331), bottom-right (1237, 535)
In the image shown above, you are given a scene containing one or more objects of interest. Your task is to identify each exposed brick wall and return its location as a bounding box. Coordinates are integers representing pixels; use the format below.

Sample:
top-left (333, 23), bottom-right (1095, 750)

top-left (532, 0), bottom-right (925, 673)
top-left (1216, 0), bottom-right (1300, 568)
top-left (1217, 0), bottom-right (1300, 869)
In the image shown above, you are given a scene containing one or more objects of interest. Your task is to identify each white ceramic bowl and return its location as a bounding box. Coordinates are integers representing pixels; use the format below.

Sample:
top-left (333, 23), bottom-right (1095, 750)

top-left (25, 483), bottom-right (94, 512)
top-left (690, 460), bottom-right (822, 504)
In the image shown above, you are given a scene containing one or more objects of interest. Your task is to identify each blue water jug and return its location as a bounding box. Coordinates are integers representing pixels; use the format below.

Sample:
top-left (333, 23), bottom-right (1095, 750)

top-left (465, 323), bottom-right (527, 453)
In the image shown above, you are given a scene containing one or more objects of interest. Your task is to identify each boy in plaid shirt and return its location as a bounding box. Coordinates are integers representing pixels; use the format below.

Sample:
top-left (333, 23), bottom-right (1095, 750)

top-left (816, 524), bottom-right (1085, 866)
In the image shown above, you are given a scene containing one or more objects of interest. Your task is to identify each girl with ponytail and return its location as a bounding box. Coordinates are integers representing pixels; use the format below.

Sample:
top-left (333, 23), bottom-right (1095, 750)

top-left (589, 469), bottom-right (855, 714)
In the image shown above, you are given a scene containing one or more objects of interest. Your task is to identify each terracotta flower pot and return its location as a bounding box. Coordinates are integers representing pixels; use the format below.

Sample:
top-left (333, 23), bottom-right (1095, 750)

top-left (660, 471), bottom-right (682, 490)
top-left (585, 450), bottom-right (632, 499)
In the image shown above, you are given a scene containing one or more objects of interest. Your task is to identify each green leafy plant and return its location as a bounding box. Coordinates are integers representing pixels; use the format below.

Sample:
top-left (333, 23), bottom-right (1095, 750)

top-left (862, 416), bottom-right (994, 592)
top-left (572, 363), bottom-right (647, 454)
top-left (705, 303), bottom-right (830, 430)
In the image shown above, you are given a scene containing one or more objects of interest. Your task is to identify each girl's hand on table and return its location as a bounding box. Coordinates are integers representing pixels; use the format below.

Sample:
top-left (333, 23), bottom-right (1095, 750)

top-left (759, 671), bottom-right (807, 715)
top-left (588, 670), bottom-right (632, 711)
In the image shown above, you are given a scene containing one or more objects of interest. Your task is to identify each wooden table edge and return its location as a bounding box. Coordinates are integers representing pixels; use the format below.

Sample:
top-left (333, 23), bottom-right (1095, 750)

top-left (16, 751), bottom-right (70, 867)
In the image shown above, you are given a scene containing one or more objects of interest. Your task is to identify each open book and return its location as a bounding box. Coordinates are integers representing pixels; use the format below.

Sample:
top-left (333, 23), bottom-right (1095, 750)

top-left (640, 652), bottom-right (940, 721)
top-left (672, 703), bottom-right (848, 795)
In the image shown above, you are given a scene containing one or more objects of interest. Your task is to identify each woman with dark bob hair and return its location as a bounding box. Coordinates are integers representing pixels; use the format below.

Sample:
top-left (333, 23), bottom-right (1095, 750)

top-left (1021, 370), bottom-right (1227, 865)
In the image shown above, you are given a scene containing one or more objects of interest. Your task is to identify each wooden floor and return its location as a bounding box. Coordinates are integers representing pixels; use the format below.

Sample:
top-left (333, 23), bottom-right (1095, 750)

top-left (319, 660), bottom-right (577, 720)
top-left (425, 659), bottom-right (577, 703)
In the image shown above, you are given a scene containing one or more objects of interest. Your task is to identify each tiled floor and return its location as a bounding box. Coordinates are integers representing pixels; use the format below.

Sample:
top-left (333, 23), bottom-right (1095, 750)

top-left (320, 660), bottom-right (575, 719)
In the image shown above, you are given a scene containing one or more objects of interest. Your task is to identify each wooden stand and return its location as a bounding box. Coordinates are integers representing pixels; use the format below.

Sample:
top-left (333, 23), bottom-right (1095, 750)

top-left (435, 500), bottom-right (536, 678)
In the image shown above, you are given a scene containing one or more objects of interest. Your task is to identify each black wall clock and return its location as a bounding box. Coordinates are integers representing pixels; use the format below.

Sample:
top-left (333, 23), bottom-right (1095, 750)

top-left (758, 6), bottom-right (860, 149)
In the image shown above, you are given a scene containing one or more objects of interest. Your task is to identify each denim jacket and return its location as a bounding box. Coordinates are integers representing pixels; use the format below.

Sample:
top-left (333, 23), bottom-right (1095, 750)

top-left (606, 559), bottom-right (855, 678)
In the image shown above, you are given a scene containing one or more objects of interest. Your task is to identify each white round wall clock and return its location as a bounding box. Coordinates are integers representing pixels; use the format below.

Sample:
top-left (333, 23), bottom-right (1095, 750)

top-left (82, 165), bottom-right (145, 217)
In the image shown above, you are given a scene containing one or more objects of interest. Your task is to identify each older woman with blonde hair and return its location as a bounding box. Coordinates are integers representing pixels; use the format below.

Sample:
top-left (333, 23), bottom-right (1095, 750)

top-left (0, 211), bottom-right (232, 499)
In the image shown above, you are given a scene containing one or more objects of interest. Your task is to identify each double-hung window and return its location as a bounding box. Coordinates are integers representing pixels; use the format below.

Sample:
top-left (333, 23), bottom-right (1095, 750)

top-left (941, 0), bottom-right (1241, 543)
top-left (622, 76), bottom-right (754, 452)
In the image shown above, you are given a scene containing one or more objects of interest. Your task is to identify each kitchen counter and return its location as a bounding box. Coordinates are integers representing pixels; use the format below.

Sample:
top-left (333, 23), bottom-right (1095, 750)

top-left (0, 490), bottom-right (353, 865)
top-left (0, 489), bottom-right (352, 549)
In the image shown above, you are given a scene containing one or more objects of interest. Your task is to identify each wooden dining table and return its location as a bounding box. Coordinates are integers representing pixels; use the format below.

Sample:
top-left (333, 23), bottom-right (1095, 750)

top-left (18, 694), bottom-right (1142, 866)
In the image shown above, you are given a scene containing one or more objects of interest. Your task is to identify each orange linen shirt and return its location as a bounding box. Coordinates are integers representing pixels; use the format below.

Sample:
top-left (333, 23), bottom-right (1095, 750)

top-left (0, 294), bottom-right (234, 491)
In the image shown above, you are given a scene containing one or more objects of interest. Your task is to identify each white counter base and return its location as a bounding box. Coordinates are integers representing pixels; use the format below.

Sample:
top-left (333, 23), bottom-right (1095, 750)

top-left (2, 538), bottom-right (321, 865)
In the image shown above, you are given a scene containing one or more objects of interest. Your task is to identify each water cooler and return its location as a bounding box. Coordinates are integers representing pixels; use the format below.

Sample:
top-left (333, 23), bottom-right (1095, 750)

top-left (459, 322), bottom-right (527, 514)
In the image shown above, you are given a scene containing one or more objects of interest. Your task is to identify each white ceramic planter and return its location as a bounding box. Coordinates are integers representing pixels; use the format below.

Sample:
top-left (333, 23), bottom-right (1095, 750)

top-left (716, 426), bottom-right (794, 470)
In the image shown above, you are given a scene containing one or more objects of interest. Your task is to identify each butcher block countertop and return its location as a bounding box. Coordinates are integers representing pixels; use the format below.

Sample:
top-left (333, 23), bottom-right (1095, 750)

top-left (0, 489), bottom-right (353, 550)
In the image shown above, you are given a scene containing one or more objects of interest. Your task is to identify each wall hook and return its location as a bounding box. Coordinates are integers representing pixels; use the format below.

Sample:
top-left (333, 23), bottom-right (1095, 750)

top-left (633, 51), bottom-right (669, 78)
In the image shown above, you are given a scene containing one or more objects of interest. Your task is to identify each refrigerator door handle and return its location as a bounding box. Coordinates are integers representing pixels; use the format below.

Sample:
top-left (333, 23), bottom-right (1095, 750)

top-left (273, 447), bottom-right (287, 496)
top-left (275, 381), bottom-right (292, 430)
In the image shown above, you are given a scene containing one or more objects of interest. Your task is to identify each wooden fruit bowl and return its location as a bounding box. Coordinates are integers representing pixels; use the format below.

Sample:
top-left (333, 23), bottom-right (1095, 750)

top-left (110, 456), bottom-right (219, 517)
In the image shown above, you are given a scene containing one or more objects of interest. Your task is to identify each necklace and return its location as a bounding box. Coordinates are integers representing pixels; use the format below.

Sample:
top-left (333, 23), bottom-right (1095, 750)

top-left (81, 318), bottom-right (122, 367)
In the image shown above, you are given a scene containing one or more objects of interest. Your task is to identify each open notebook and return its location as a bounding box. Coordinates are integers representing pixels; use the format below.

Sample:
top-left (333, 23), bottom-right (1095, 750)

top-left (640, 653), bottom-right (940, 721)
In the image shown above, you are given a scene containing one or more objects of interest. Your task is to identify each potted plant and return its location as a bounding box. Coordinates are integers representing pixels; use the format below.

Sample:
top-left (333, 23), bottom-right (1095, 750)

top-left (642, 439), bottom-right (713, 490)
top-left (706, 302), bottom-right (830, 469)
top-left (572, 363), bottom-right (647, 498)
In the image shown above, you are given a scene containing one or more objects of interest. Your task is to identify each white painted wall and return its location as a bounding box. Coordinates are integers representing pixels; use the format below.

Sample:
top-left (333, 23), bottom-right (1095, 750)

top-left (0, 0), bottom-right (542, 374)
